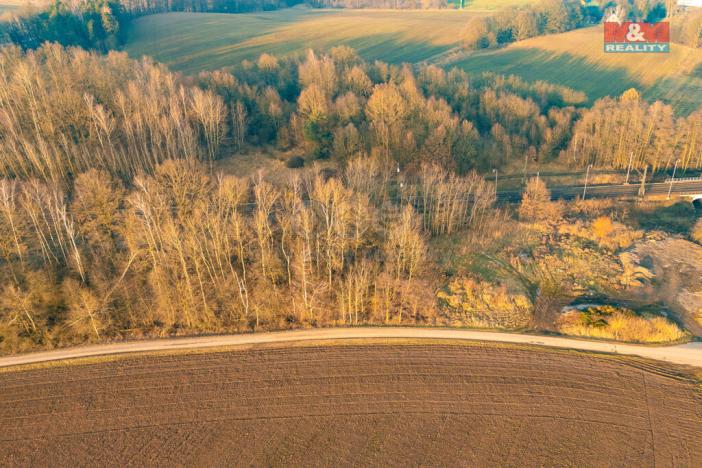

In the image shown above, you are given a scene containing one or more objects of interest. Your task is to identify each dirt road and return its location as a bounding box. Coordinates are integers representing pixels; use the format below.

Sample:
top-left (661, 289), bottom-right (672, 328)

top-left (1, 327), bottom-right (701, 369)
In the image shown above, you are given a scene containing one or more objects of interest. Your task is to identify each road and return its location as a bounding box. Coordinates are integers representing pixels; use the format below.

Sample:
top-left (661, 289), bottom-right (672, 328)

top-left (1, 327), bottom-right (701, 369)
top-left (498, 179), bottom-right (702, 203)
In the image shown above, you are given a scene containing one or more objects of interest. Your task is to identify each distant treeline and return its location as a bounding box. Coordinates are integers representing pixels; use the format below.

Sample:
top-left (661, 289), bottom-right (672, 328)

top-left (462, 0), bottom-right (702, 50)
top-left (307, 0), bottom-right (450, 7)
top-left (2, 0), bottom-right (700, 51)
top-left (0, 0), bottom-right (304, 50)
top-left (462, 0), bottom-right (601, 49)
top-left (117, 0), bottom-right (303, 14)
top-left (1, 0), bottom-right (127, 51)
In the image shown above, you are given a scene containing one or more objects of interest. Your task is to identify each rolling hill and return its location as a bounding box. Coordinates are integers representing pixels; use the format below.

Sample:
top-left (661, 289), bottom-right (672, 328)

top-left (124, 10), bottom-right (702, 115)
top-left (124, 8), bottom-right (482, 73)
top-left (452, 25), bottom-right (702, 115)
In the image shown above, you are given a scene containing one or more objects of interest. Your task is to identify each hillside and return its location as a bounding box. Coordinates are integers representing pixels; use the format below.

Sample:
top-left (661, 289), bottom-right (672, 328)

top-left (452, 25), bottom-right (702, 115)
top-left (124, 9), bottom-right (483, 73)
top-left (0, 0), bottom-right (44, 13)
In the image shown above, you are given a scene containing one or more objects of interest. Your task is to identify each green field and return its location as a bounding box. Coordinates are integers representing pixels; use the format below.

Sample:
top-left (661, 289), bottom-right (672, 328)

top-left (452, 26), bottom-right (702, 115)
top-left (125, 9), bottom-right (702, 115)
top-left (125, 8), bottom-right (483, 73)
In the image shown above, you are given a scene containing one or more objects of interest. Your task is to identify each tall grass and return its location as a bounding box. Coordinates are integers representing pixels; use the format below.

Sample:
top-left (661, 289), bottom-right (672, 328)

top-left (558, 306), bottom-right (686, 343)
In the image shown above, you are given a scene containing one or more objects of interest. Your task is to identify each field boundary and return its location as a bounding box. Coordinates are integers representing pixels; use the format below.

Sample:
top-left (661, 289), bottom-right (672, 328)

top-left (1, 327), bottom-right (701, 369)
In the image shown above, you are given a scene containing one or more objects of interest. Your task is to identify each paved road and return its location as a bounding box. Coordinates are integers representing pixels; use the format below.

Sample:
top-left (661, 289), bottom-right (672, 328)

top-left (498, 180), bottom-right (702, 203)
top-left (1, 328), bottom-right (701, 369)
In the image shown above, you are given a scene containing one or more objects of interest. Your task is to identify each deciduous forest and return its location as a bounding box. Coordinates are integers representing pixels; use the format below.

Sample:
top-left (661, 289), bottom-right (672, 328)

top-left (0, 0), bottom-right (700, 352)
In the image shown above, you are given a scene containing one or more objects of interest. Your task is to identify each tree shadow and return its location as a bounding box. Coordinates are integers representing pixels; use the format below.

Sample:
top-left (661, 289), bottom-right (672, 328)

top-left (454, 47), bottom-right (702, 115)
top-left (633, 202), bottom-right (698, 235)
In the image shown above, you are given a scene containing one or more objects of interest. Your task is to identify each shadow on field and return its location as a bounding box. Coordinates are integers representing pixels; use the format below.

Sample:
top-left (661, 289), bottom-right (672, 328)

top-left (455, 47), bottom-right (702, 115)
top-left (455, 48), bottom-right (639, 103)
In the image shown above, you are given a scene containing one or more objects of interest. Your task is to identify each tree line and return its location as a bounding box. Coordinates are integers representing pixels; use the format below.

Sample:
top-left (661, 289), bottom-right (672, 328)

top-left (0, 156), bottom-right (496, 352)
top-left (567, 88), bottom-right (702, 172)
top-left (462, 0), bottom-right (701, 50)
top-left (0, 44), bottom-right (589, 187)
top-left (0, 44), bottom-right (227, 186)
top-left (2, 44), bottom-right (698, 191)
top-left (0, 0), bottom-right (302, 50)
top-left (4, 0), bottom-right (699, 52)
top-left (462, 0), bottom-right (601, 50)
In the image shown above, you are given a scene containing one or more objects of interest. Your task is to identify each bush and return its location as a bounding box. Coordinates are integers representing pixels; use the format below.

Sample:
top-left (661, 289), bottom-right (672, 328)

top-left (557, 305), bottom-right (685, 343)
top-left (286, 156), bottom-right (305, 168)
top-left (519, 178), bottom-right (563, 223)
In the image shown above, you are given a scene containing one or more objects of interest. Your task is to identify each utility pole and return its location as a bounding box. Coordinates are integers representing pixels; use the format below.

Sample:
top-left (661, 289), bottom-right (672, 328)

top-left (667, 159), bottom-right (679, 200)
top-left (492, 169), bottom-right (498, 197)
top-left (582, 164), bottom-right (592, 200)
top-left (638, 165), bottom-right (647, 198)
top-left (624, 151), bottom-right (634, 185)
top-left (522, 151), bottom-right (529, 185)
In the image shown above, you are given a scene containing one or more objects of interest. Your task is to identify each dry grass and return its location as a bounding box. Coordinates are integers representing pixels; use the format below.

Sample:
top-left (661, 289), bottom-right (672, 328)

top-left (558, 306), bottom-right (687, 344)
top-left (437, 278), bottom-right (531, 329)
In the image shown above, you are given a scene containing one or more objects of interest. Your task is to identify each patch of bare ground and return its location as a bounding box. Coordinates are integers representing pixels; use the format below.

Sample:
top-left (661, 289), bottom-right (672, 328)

top-left (622, 237), bottom-right (702, 336)
top-left (0, 344), bottom-right (700, 467)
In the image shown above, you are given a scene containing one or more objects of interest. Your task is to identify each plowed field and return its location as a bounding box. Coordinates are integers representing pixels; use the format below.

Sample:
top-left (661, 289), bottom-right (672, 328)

top-left (1, 344), bottom-right (700, 466)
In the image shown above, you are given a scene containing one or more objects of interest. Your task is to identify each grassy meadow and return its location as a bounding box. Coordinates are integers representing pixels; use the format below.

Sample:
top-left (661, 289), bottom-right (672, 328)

top-left (453, 26), bottom-right (702, 115)
top-left (124, 8), bottom-right (483, 73)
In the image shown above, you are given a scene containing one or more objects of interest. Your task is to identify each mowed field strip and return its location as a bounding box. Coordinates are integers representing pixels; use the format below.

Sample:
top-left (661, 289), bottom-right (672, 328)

top-left (2, 327), bottom-right (702, 369)
top-left (124, 8), bottom-right (483, 73)
top-left (453, 25), bottom-right (702, 115)
top-left (0, 344), bottom-right (700, 466)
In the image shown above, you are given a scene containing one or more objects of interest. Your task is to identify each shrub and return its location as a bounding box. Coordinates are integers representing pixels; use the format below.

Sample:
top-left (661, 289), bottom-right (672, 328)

top-left (286, 156), bottom-right (305, 168)
top-left (519, 178), bottom-right (563, 223)
top-left (557, 305), bottom-right (685, 343)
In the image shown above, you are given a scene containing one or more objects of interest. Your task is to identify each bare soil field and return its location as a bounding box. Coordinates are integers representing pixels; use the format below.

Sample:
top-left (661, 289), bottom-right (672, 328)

top-left (1, 343), bottom-right (700, 467)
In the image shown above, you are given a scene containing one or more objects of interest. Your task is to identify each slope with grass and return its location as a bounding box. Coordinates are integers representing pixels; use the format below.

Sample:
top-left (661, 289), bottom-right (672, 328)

top-left (452, 25), bottom-right (702, 115)
top-left (0, 0), bottom-right (44, 14)
top-left (124, 8), bottom-right (483, 73)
